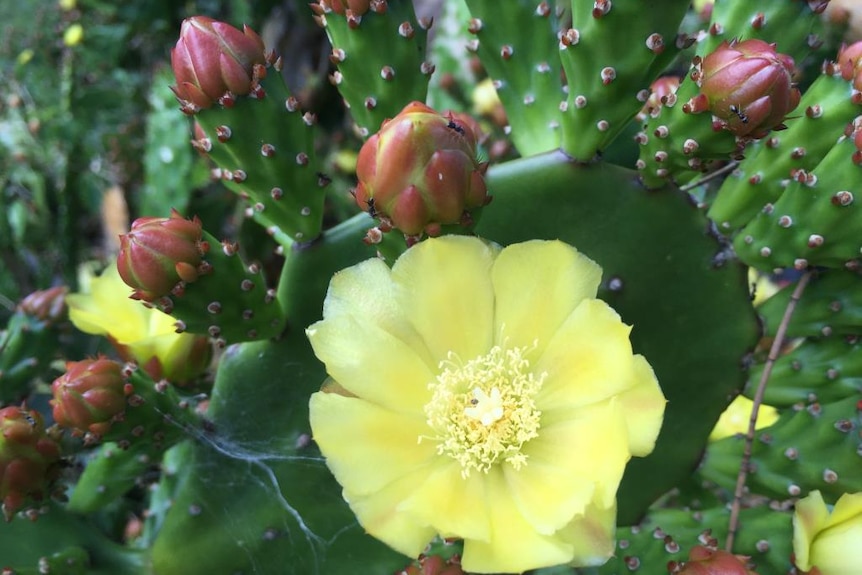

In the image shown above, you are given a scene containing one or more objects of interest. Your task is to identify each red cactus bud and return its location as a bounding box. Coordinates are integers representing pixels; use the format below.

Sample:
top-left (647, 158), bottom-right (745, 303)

top-left (353, 101), bottom-right (490, 236)
top-left (51, 358), bottom-right (130, 436)
top-left (693, 39), bottom-right (800, 138)
top-left (170, 16), bottom-right (266, 110)
top-left (117, 209), bottom-right (205, 302)
top-left (668, 545), bottom-right (759, 575)
top-left (838, 41), bottom-right (862, 91)
top-left (641, 75), bottom-right (681, 119)
top-left (17, 286), bottom-right (67, 322)
top-left (0, 406), bottom-right (61, 521)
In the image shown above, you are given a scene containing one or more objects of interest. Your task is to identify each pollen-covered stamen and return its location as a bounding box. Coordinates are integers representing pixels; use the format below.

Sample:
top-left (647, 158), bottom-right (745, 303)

top-left (423, 344), bottom-right (544, 478)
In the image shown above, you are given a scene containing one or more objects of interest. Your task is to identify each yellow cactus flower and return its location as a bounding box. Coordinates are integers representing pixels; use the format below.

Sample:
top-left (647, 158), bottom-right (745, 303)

top-left (708, 395), bottom-right (779, 442)
top-left (308, 236), bottom-right (666, 573)
top-left (793, 490), bottom-right (862, 574)
top-left (67, 264), bottom-right (210, 384)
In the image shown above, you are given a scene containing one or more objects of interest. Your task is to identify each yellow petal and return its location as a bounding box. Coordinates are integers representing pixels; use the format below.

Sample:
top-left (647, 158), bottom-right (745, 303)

top-left (309, 392), bottom-right (436, 498)
top-left (793, 490), bottom-right (830, 571)
top-left (67, 265), bottom-right (149, 342)
top-left (825, 491), bottom-right (862, 527)
top-left (615, 355), bottom-right (666, 456)
top-left (346, 471), bottom-right (438, 559)
top-left (461, 468), bottom-right (574, 573)
top-left (526, 399), bottom-right (630, 512)
top-left (323, 258), bottom-right (435, 368)
top-left (398, 461), bottom-right (491, 542)
top-left (307, 313), bottom-right (435, 415)
top-left (810, 503), bottom-right (862, 574)
top-left (502, 398), bottom-right (629, 534)
top-left (391, 236), bottom-right (498, 363)
top-left (491, 240), bottom-right (601, 359)
top-left (533, 299), bottom-right (636, 411)
top-left (555, 500), bottom-right (617, 567)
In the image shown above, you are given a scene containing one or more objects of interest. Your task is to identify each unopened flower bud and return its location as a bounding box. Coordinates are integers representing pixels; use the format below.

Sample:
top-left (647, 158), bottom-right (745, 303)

top-left (171, 16), bottom-right (266, 110)
top-left (838, 41), bottom-right (862, 91)
top-left (51, 358), bottom-right (129, 436)
top-left (0, 406), bottom-right (61, 521)
top-left (689, 39), bottom-right (800, 138)
top-left (17, 286), bottom-right (67, 323)
top-left (668, 545), bottom-right (759, 574)
top-left (117, 209), bottom-right (206, 302)
top-left (354, 101), bottom-right (490, 236)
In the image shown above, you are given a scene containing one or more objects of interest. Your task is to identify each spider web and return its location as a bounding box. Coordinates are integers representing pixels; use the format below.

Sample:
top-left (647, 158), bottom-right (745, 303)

top-left (145, 335), bottom-right (406, 575)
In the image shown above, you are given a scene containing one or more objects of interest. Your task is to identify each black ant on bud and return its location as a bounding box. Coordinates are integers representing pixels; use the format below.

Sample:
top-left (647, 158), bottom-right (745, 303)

top-left (729, 104), bottom-right (749, 124)
top-left (366, 197), bottom-right (379, 219)
top-left (447, 120), bottom-right (465, 135)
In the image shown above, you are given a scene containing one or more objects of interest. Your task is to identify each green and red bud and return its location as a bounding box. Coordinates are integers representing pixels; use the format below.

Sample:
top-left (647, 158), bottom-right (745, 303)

top-left (837, 41), bottom-right (862, 91)
top-left (353, 101), bottom-right (490, 237)
top-left (0, 406), bottom-right (61, 521)
top-left (51, 358), bottom-right (130, 437)
top-left (117, 209), bottom-right (207, 302)
top-left (638, 75), bottom-right (680, 121)
top-left (171, 16), bottom-right (266, 110)
top-left (17, 286), bottom-right (67, 323)
top-left (684, 39), bottom-right (800, 139)
top-left (667, 545), bottom-right (759, 575)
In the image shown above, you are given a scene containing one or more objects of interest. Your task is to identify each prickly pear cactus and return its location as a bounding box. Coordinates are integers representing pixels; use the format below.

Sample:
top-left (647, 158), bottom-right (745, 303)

top-left (3, 1), bottom-right (862, 575)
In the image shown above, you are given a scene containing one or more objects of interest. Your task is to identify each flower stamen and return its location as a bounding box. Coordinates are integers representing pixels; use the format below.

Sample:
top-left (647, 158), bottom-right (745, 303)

top-left (424, 345), bottom-right (544, 478)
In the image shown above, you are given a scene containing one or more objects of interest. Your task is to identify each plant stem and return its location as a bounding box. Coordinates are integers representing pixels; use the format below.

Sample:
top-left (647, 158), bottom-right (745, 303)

top-left (725, 270), bottom-right (812, 551)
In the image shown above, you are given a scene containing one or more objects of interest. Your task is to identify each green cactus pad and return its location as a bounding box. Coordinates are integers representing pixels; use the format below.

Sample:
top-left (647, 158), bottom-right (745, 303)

top-left (192, 66), bottom-right (326, 244)
top-left (67, 441), bottom-right (156, 514)
top-left (313, 0), bottom-right (431, 137)
top-left (0, 503), bottom-right (147, 574)
top-left (0, 308), bottom-right (63, 404)
top-left (746, 335), bottom-right (862, 408)
top-left (560, 0), bottom-right (691, 161)
top-left (568, 506), bottom-right (793, 575)
top-left (733, 132), bottom-right (862, 271)
top-left (699, 0), bottom-right (828, 65)
top-left (702, 394), bottom-right (862, 503)
top-left (154, 230), bottom-right (286, 345)
top-left (150, 332), bottom-right (407, 575)
top-left (758, 269), bottom-right (862, 338)
top-left (463, 0), bottom-right (563, 156)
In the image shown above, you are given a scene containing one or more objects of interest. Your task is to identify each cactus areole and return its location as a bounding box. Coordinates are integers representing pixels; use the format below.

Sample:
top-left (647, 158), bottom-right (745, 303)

top-left (353, 101), bottom-right (490, 237)
top-left (686, 39), bottom-right (800, 139)
top-left (170, 16), bottom-right (266, 110)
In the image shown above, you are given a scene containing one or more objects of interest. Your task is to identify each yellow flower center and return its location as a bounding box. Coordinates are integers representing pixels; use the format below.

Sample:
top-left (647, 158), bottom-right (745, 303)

top-left (423, 344), bottom-right (545, 478)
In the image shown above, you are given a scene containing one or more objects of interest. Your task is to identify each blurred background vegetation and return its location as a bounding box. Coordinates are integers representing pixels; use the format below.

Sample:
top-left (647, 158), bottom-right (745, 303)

top-left (0, 0), bottom-right (410, 323)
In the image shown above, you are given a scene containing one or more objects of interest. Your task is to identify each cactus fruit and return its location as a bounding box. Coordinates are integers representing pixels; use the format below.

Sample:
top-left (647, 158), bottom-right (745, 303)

top-left (0, 406), bottom-right (61, 521)
top-left (353, 101), bottom-right (490, 238)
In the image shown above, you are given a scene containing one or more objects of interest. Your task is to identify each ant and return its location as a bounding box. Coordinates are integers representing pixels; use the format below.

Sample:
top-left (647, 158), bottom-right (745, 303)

top-left (366, 197), bottom-right (379, 219)
top-left (729, 104), bottom-right (749, 124)
top-left (447, 120), bottom-right (465, 135)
